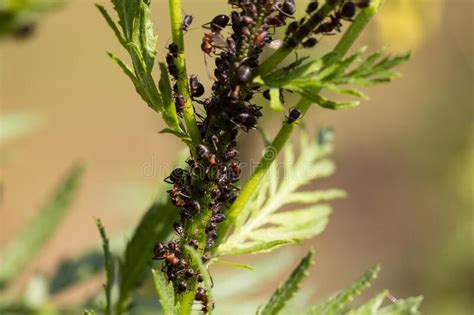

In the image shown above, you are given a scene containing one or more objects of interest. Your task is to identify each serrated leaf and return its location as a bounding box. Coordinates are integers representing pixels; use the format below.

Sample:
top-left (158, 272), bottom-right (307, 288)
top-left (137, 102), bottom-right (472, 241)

top-left (221, 130), bottom-right (343, 256)
top-left (219, 240), bottom-right (294, 256)
top-left (95, 4), bottom-right (126, 48)
top-left (378, 296), bottom-right (423, 315)
top-left (309, 265), bottom-right (380, 315)
top-left (107, 52), bottom-right (157, 112)
top-left (258, 250), bottom-right (315, 315)
top-left (347, 291), bottom-right (388, 315)
top-left (116, 198), bottom-right (178, 313)
top-left (152, 269), bottom-right (178, 315)
top-left (185, 246), bottom-right (213, 315)
top-left (96, 219), bottom-right (114, 315)
top-left (269, 88), bottom-right (284, 111)
top-left (0, 164), bottom-right (84, 289)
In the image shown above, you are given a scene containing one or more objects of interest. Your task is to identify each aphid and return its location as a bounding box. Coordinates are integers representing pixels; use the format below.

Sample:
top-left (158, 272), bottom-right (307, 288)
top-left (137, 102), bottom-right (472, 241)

top-left (306, 1), bottom-right (319, 14)
top-left (196, 144), bottom-right (217, 164)
top-left (182, 14), bottom-right (193, 31)
top-left (184, 200), bottom-right (201, 213)
top-left (195, 287), bottom-right (207, 302)
top-left (175, 95), bottom-right (186, 116)
top-left (286, 108), bottom-right (301, 124)
top-left (229, 84), bottom-right (241, 101)
top-left (168, 42), bottom-right (179, 57)
top-left (184, 268), bottom-right (195, 278)
top-left (165, 168), bottom-right (188, 184)
top-left (240, 15), bottom-right (256, 26)
top-left (205, 222), bottom-right (217, 234)
top-left (224, 148), bottom-right (238, 161)
top-left (286, 21), bottom-right (299, 35)
top-left (210, 135), bottom-right (219, 151)
top-left (188, 239), bottom-right (200, 249)
top-left (254, 30), bottom-right (268, 47)
top-left (340, 1), bottom-right (356, 20)
top-left (173, 222), bottom-right (184, 236)
top-left (237, 65), bottom-right (252, 82)
top-left (177, 281), bottom-right (187, 293)
top-left (201, 254), bottom-right (210, 263)
top-left (240, 26), bottom-right (251, 38)
top-left (279, 0), bottom-right (297, 17)
top-left (189, 75), bottom-right (205, 97)
top-left (201, 33), bottom-right (216, 55)
top-left (162, 251), bottom-right (180, 266)
top-left (210, 213), bottom-right (226, 223)
top-left (153, 242), bottom-right (166, 258)
top-left (303, 37), bottom-right (318, 48)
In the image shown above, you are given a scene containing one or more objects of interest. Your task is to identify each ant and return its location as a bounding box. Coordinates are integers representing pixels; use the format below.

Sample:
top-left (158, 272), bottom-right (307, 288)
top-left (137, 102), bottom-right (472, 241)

top-left (164, 168), bottom-right (189, 185)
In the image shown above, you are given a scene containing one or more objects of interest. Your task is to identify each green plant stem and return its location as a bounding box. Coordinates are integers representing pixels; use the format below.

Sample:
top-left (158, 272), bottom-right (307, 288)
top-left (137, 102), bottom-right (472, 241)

top-left (218, 0), bottom-right (384, 243)
top-left (168, 0), bottom-right (201, 146)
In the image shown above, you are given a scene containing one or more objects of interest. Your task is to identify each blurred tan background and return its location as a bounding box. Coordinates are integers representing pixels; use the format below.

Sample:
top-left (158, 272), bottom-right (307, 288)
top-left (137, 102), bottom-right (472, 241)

top-left (1, 0), bottom-right (472, 314)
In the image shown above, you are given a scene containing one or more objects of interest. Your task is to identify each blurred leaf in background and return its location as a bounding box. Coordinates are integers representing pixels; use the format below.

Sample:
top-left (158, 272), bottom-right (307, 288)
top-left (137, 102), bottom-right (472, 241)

top-left (0, 0), bottom-right (64, 39)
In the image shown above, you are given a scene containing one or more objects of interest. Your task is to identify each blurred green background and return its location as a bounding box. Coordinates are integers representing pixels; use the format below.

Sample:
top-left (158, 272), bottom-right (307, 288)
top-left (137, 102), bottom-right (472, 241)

top-left (0, 0), bottom-right (472, 314)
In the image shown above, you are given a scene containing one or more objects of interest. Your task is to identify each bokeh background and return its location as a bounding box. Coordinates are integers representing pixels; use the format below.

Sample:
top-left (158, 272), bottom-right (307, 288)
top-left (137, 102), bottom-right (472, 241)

top-left (1, 0), bottom-right (472, 314)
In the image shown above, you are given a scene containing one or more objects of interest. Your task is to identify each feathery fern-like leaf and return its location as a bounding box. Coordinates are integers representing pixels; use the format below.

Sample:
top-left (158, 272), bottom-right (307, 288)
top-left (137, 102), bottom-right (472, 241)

top-left (258, 250), bottom-right (315, 315)
top-left (218, 130), bottom-right (345, 256)
top-left (308, 265), bottom-right (380, 315)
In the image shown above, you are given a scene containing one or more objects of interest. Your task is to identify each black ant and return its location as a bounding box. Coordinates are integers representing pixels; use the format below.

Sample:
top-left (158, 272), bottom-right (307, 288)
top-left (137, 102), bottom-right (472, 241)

top-left (164, 168), bottom-right (189, 184)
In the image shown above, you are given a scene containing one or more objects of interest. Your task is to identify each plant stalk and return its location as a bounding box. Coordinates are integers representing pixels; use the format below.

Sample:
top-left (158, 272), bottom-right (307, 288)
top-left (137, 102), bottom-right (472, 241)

top-left (218, 0), bottom-right (385, 243)
top-left (168, 0), bottom-right (201, 146)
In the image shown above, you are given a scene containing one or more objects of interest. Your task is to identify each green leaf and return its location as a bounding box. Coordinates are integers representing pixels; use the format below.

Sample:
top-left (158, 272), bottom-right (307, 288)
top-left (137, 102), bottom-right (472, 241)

top-left (220, 130), bottom-right (343, 256)
top-left (347, 291), bottom-right (388, 315)
top-left (305, 93), bottom-right (360, 110)
top-left (309, 265), bottom-right (380, 315)
top-left (137, 1), bottom-right (157, 70)
top-left (95, 4), bottom-right (126, 48)
top-left (107, 52), bottom-right (157, 112)
top-left (159, 128), bottom-right (192, 143)
top-left (185, 246), bottom-right (213, 315)
top-left (116, 198), bottom-right (178, 313)
top-left (96, 219), bottom-right (114, 315)
top-left (219, 240), bottom-right (294, 256)
top-left (285, 190), bottom-right (346, 204)
top-left (0, 164), bottom-right (84, 289)
top-left (258, 250), bottom-right (315, 315)
top-left (269, 88), bottom-right (284, 111)
top-left (213, 259), bottom-right (255, 270)
top-left (83, 310), bottom-right (96, 315)
top-left (378, 296), bottom-right (423, 315)
top-left (152, 269), bottom-right (178, 315)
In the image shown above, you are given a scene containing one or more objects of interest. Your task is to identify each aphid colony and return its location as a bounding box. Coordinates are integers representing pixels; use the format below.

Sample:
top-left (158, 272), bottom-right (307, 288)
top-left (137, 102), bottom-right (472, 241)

top-left (284, 0), bottom-right (369, 49)
top-left (155, 0), bottom-right (368, 312)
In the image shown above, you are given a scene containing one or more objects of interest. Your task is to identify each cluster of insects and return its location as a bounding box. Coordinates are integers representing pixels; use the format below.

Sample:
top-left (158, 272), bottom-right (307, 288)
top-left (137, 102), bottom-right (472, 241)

top-left (155, 0), bottom-right (370, 312)
top-left (284, 0), bottom-right (370, 48)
